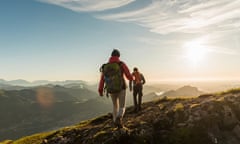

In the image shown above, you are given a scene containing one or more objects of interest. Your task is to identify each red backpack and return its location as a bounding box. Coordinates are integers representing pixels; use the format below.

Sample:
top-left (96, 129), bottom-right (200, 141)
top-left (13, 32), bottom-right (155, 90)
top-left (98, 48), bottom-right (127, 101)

top-left (133, 72), bottom-right (142, 84)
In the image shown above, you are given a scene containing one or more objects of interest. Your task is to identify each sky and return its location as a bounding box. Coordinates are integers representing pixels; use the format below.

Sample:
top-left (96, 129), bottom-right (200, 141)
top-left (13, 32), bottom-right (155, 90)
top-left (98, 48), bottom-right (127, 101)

top-left (0, 0), bottom-right (239, 82)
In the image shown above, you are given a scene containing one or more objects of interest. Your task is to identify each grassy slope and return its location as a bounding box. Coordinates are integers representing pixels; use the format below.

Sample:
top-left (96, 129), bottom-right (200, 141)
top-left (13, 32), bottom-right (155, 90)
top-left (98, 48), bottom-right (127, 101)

top-left (2, 88), bottom-right (240, 144)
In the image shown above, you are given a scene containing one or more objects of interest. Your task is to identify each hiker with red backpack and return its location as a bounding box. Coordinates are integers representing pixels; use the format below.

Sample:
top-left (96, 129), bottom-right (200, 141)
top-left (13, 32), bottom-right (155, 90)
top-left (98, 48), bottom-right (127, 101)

top-left (98, 49), bottom-right (133, 128)
top-left (130, 67), bottom-right (146, 112)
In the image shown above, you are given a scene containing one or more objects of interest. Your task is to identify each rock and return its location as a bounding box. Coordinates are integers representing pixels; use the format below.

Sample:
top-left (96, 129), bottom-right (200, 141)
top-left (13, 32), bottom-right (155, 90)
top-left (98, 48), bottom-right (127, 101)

top-left (222, 105), bottom-right (239, 129)
top-left (43, 139), bottom-right (48, 144)
top-left (158, 104), bottom-right (165, 110)
top-left (177, 123), bottom-right (187, 127)
top-left (233, 125), bottom-right (240, 139)
top-left (224, 95), bottom-right (236, 103)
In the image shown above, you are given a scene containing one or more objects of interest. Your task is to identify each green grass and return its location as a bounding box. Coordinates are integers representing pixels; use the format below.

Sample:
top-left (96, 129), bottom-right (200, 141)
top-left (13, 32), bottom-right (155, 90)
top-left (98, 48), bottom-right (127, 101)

top-left (2, 116), bottom-right (99, 144)
top-left (173, 103), bottom-right (184, 112)
top-left (217, 88), bottom-right (240, 95)
top-left (93, 130), bottom-right (108, 139)
top-left (0, 140), bottom-right (13, 144)
top-left (170, 96), bottom-right (197, 99)
top-left (190, 103), bottom-right (200, 109)
top-left (13, 131), bottom-right (55, 144)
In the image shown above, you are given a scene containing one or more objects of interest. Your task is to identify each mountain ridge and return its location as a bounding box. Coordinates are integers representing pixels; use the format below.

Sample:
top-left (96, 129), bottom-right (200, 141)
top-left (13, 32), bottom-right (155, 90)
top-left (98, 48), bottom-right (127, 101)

top-left (0, 79), bottom-right (87, 87)
top-left (159, 85), bottom-right (204, 97)
top-left (2, 88), bottom-right (240, 144)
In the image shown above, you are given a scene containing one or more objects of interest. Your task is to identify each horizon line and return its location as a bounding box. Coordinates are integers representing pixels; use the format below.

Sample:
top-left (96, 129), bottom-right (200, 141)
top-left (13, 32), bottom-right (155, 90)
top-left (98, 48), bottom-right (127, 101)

top-left (1, 78), bottom-right (240, 84)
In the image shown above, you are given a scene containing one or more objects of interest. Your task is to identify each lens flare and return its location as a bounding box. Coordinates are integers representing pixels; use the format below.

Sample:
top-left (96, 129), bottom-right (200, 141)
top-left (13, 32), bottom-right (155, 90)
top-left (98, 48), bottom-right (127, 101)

top-left (36, 87), bottom-right (55, 108)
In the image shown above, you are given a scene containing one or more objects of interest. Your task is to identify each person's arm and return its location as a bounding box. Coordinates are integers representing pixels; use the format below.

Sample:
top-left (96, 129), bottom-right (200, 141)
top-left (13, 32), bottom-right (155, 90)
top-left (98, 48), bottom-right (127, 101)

top-left (129, 80), bottom-right (132, 91)
top-left (141, 74), bottom-right (146, 85)
top-left (98, 73), bottom-right (104, 96)
top-left (121, 62), bottom-right (133, 81)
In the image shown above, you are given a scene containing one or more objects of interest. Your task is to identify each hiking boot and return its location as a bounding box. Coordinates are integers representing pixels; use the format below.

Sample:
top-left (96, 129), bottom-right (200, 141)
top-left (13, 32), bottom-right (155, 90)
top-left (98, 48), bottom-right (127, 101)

top-left (138, 106), bottom-right (142, 111)
top-left (111, 121), bottom-right (118, 128)
top-left (133, 107), bottom-right (138, 113)
top-left (116, 116), bottom-right (123, 128)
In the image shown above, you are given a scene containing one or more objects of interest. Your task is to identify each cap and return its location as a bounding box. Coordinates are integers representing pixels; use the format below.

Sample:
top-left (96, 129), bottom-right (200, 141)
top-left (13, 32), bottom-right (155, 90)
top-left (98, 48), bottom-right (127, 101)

top-left (111, 49), bottom-right (120, 57)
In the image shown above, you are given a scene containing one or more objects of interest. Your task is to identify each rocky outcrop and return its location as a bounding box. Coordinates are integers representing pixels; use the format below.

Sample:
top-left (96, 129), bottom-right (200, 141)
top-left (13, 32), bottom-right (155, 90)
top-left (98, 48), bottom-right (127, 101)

top-left (4, 88), bottom-right (240, 144)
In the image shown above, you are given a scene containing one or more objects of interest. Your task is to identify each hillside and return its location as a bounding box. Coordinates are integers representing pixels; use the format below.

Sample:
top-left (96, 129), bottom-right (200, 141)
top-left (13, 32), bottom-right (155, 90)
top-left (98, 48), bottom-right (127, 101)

top-left (3, 88), bottom-right (240, 144)
top-left (0, 86), bottom-right (112, 141)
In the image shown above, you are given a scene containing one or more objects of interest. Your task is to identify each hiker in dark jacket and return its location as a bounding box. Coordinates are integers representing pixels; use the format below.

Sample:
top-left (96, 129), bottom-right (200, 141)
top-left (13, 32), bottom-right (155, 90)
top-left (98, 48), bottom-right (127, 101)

top-left (98, 49), bottom-right (133, 128)
top-left (130, 67), bottom-right (146, 112)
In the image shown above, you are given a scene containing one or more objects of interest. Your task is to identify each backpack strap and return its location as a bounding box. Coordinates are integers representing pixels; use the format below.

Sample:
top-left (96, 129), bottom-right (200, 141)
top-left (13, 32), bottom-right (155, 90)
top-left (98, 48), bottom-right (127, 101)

top-left (118, 61), bottom-right (123, 73)
top-left (99, 63), bottom-right (106, 72)
top-left (118, 61), bottom-right (127, 89)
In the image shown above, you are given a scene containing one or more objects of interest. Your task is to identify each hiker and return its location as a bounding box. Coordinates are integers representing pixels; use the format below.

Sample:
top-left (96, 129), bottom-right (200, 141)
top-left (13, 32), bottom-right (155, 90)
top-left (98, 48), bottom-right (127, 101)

top-left (98, 49), bottom-right (133, 128)
top-left (130, 67), bottom-right (145, 112)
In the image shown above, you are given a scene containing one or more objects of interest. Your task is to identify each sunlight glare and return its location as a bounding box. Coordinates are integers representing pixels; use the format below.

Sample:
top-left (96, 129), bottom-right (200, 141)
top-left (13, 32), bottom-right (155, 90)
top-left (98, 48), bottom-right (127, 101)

top-left (184, 39), bottom-right (207, 65)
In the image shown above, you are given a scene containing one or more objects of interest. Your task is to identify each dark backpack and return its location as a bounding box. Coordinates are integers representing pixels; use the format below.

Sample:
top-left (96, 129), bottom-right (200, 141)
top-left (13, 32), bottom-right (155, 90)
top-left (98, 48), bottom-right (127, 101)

top-left (101, 62), bottom-right (123, 94)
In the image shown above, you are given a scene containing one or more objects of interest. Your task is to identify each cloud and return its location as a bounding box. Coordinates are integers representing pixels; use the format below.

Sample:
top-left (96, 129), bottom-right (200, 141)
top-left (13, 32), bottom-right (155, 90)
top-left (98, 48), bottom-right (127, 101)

top-left (38, 0), bottom-right (135, 12)
top-left (38, 0), bottom-right (239, 34)
top-left (185, 34), bottom-right (240, 56)
top-left (208, 47), bottom-right (239, 55)
top-left (97, 0), bottom-right (240, 34)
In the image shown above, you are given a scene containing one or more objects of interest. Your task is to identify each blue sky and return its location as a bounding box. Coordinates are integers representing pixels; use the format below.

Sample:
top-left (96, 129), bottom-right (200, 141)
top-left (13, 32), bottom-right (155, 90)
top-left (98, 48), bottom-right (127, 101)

top-left (0, 0), bottom-right (239, 82)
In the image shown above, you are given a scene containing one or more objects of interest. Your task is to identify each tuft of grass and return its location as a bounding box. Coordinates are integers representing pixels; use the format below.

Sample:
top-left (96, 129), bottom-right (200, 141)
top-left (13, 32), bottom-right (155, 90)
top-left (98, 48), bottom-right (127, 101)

top-left (190, 104), bottom-right (200, 109)
top-left (13, 131), bottom-right (55, 144)
top-left (93, 130), bottom-right (107, 139)
top-left (198, 94), bottom-right (214, 99)
top-left (217, 88), bottom-right (240, 96)
top-left (5, 115), bottom-right (107, 144)
top-left (173, 103), bottom-right (184, 112)
top-left (0, 140), bottom-right (13, 144)
top-left (75, 119), bottom-right (91, 128)
top-left (168, 96), bottom-right (197, 100)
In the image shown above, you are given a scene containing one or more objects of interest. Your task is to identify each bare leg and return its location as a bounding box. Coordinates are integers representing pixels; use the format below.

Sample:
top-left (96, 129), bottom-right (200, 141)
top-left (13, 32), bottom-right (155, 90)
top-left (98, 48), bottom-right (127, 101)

top-left (110, 93), bottom-right (119, 122)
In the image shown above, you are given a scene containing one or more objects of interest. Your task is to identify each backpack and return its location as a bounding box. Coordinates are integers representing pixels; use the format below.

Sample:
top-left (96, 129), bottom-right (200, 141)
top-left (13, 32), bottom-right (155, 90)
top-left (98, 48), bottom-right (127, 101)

top-left (101, 62), bottom-right (124, 94)
top-left (133, 72), bottom-right (142, 85)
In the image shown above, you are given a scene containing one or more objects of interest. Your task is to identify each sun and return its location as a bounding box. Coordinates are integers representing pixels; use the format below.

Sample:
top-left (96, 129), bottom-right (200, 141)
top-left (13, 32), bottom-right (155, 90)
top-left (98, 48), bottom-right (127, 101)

top-left (184, 39), bottom-right (207, 65)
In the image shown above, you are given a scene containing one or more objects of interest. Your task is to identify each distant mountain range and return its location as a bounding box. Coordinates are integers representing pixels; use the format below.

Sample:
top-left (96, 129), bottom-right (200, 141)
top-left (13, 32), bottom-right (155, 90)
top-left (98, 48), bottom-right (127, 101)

top-left (160, 85), bottom-right (204, 97)
top-left (144, 85), bottom-right (205, 100)
top-left (0, 79), bottom-right (86, 87)
top-left (0, 83), bottom-right (26, 90)
top-left (0, 85), bottom-right (112, 141)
